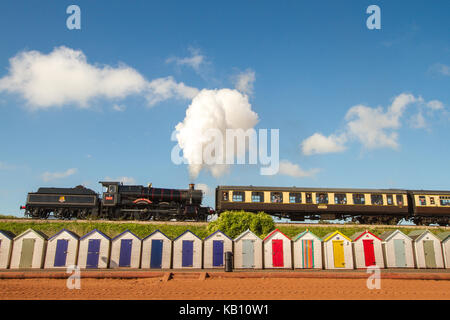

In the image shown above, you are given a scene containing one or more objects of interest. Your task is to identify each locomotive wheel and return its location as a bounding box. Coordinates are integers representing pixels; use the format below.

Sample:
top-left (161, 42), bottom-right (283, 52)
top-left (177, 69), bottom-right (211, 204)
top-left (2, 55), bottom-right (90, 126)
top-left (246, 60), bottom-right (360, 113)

top-left (78, 209), bottom-right (89, 219)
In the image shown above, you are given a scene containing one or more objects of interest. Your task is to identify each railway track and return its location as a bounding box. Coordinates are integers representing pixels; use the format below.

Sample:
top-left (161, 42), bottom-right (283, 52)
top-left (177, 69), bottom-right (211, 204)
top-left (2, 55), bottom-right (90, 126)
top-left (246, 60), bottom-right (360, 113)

top-left (1, 218), bottom-right (448, 229)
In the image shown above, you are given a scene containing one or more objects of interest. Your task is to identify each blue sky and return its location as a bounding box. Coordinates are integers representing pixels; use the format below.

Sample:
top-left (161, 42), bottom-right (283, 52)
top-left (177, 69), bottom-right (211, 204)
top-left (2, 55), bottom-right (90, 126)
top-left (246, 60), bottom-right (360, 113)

top-left (0, 0), bottom-right (449, 216)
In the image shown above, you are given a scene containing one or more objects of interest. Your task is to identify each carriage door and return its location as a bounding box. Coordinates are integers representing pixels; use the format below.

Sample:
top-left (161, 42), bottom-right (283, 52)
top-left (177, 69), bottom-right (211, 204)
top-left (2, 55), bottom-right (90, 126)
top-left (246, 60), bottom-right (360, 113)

top-left (423, 240), bottom-right (436, 268)
top-left (19, 239), bottom-right (35, 268)
top-left (150, 240), bottom-right (163, 269)
top-left (363, 239), bottom-right (376, 267)
top-left (119, 239), bottom-right (132, 267)
top-left (272, 240), bottom-right (284, 267)
top-left (212, 240), bottom-right (224, 267)
top-left (86, 239), bottom-right (100, 268)
top-left (393, 239), bottom-right (407, 267)
top-left (54, 239), bottom-right (69, 267)
top-left (182, 240), bottom-right (194, 267)
top-left (332, 240), bottom-right (345, 268)
top-left (242, 239), bottom-right (254, 268)
top-left (302, 240), bottom-right (314, 268)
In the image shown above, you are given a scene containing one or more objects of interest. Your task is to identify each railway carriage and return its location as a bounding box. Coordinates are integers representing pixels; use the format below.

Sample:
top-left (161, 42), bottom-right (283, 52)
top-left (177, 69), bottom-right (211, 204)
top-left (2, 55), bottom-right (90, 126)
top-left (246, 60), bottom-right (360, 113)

top-left (215, 186), bottom-right (410, 225)
top-left (408, 190), bottom-right (450, 226)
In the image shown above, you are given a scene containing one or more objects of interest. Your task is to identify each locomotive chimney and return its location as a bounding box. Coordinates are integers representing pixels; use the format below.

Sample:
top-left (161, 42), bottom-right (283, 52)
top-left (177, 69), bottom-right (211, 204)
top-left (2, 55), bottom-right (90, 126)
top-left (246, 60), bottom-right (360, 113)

top-left (189, 183), bottom-right (195, 190)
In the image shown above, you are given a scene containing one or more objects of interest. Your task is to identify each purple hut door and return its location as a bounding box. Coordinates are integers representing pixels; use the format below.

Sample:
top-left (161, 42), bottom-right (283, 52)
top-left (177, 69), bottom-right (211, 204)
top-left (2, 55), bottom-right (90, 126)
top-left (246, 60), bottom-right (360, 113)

top-left (212, 240), bottom-right (224, 267)
top-left (54, 239), bottom-right (69, 267)
top-left (86, 239), bottom-right (100, 268)
top-left (119, 239), bottom-right (133, 267)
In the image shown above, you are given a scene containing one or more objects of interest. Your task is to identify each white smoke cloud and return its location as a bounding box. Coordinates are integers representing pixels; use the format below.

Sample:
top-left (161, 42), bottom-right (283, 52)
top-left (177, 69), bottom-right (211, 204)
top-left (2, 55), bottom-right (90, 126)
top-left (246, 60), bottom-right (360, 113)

top-left (0, 46), bottom-right (197, 109)
top-left (195, 183), bottom-right (212, 196)
top-left (41, 168), bottom-right (77, 182)
top-left (174, 88), bottom-right (259, 179)
top-left (233, 69), bottom-right (256, 95)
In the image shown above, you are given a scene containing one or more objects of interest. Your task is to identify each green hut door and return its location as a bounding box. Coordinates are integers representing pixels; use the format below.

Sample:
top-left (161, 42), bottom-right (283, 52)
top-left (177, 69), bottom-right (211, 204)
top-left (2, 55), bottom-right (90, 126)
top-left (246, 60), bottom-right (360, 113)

top-left (19, 239), bottom-right (35, 268)
top-left (393, 239), bottom-right (407, 267)
top-left (423, 240), bottom-right (436, 268)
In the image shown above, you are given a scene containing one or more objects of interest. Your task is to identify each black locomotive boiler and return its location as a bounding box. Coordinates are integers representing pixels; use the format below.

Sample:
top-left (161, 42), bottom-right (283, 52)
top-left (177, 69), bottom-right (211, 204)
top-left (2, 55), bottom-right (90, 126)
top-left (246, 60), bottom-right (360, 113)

top-left (21, 182), bottom-right (212, 221)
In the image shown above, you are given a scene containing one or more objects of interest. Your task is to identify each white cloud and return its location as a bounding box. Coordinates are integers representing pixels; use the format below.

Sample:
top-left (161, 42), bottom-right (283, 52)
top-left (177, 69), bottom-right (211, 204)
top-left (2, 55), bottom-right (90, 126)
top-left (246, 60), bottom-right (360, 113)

top-left (41, 168), bottom-right (77, 182)
top-left (278, 160), bottom-right (320, 178)
top-left (166, 47), bottom-right (206, 72)
top-left (103, 176), bottom-right (136, 184)
top-left (426, 100), bottom-right (444, 110)
top-left (410, 111), bottom-right (427, 129)
top-left (112, 104), bottom-right (126, 112)
top-left (233, 69), bottom-right (256, 95)
top-left (0, 46), bottom-right (197, 109)
top-left (301, 133), bottom-right (347, 155)
top-left (430, 63), bottom-right (450, 76)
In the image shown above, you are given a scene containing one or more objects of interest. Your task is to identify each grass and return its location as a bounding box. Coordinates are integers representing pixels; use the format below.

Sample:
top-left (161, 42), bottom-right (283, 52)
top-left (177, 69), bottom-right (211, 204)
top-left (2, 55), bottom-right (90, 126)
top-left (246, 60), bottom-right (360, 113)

top-left (0, 220), bottom-right (446, 239)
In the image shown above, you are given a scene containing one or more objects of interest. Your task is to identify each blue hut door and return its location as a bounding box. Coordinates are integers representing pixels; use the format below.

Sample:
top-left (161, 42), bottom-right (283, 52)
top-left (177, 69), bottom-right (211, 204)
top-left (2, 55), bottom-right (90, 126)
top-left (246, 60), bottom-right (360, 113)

top-left (212, 240), bottom-right (224, 267)
top-left (150, 239), bottom-right (163, 269)
top-left (242, 239), bottom-right (254, 268)
top-left (54, 239), bottom-right (69, 267)
top-left (119, 239), bottom-right (133, 267)
top-left (182, 240), bottom-right (194, 267)
top-left (86, 239), bottom-right (100, 268)
top-left (393, 239), bottom-right (407, 267)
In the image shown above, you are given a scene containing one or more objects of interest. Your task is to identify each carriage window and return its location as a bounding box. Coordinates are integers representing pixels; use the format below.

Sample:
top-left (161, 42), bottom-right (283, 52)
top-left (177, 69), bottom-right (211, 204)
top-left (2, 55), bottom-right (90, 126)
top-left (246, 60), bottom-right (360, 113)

top-left (305, 193), bottom-right (312, 203)
top-left (271, 192), bottom-right (283, 203)
top-left (419, 196), bottom-right (426, 206)
top-left (289, 193), bottom-right (302, 203)
top-left (232, 191), bottom-right (245, 202)
top-left (353, 194), bottom-right (365, 205)
top-left (222, 191), bottom-right (229, 201)
top-left (371, 194), bottom-right (383, 205)
top-left (387, 195), bottom-right (393, 205)
top-left (316, 193), bottom-right (328, 204)
top-left (396, 195), bottom-right (404, 206)
top-left (108, 185), bottom-right (117, 193)
top-left (251, 192), bottom-right (264, 203)
top-left (440, 196), bottom-right (450, 206)
top-left (334, 194), bottom-right (347, 204)
top-left (430, 197), bottom-right (435, 205)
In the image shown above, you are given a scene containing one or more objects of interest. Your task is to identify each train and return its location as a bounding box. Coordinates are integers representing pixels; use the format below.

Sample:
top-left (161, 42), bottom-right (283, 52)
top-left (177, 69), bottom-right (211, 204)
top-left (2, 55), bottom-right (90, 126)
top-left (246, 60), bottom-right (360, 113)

top-left (20, 182), bottom-right (450, 225)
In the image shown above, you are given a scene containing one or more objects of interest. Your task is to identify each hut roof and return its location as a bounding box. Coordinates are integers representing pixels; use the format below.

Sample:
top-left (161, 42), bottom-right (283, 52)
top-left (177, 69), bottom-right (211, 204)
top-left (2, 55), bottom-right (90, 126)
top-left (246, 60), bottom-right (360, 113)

top-left (204, 230), bottom-right (233, 241)
top-left (173, 229), bottom-right (202, 241)
top-left (350, 230), bottom-right (381, 242)
top-left (48, 228), bottom-right (80, 241)
top-left (322, 231), bottom-right (351, 242)
top-left (143, 229), bottom-right (171, 241)
top-left (80, 229), bottom-right (110, 241)
top-left (263, 229), bottom-right (291, 241)
top-left (292, 230), bottom-right (322, 242)
top-left (234, 229), bottom-right (261, 242)
top-left (379, 229), bottom-right (411, 241)
top-left (437, 231), bottom-right (450, 242)
top-left (0, 230), bottom-right (15, 239)
top-left (14, 228), bottom-right (48, 241)
top-left (112, 229), bottom-right (141, 241)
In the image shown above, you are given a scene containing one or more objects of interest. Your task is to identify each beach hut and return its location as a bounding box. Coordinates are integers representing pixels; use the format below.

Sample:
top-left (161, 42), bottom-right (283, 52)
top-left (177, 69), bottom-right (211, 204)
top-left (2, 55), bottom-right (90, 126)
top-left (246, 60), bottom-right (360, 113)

top-left (322, 231), bottom-right (353, 269)
top-left (172, 230), bottom-right (202, 269)
top-left (44, 229), bottom-right (79, 269)
top-left (78, 229), bottom-right (111, 269)
top-left (233, 229), bottom-right (263, 269)
top-left (409, 230), bottom-right (444, 269)
top-left (110, 230), bottom-right (142, 268)
top-left (203, 230), bottom-right (233, 268)
top-left (0, 230), bottom-right (15, 269)
top-left (10, 229), bottom-right (48, 269)
top-left (292, 230), bottom-right (323, 269)
top-left (437, 232), bottom-right (450, 269)
top-left (379, 230), bottom-right (415, 268)
top-left (351, 230), bottom-right (384, 268)
top-left (141, 230), bottom-right (172, 269)
top-left (263, 229), bottom-right (292, 269)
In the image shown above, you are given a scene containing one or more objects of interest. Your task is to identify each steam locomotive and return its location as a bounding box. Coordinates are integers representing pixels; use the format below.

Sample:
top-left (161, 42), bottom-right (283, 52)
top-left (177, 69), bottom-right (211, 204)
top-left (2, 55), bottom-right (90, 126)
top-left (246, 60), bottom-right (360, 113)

top-left (20, 181), bottom-right (212, 221)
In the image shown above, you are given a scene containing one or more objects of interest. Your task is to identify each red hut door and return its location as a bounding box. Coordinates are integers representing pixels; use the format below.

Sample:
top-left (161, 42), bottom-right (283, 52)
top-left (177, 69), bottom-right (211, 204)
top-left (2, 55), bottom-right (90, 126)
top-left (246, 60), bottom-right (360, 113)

top-left (272, 240), bottom-right (284, 267)
top-left (363, 239), bottom-right (376, 267)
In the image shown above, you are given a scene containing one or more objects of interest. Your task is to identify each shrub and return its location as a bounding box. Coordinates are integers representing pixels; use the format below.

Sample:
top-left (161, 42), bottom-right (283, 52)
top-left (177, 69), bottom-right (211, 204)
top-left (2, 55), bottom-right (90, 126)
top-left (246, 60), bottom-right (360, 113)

top-left (207, 210), bottom-right (274, 238)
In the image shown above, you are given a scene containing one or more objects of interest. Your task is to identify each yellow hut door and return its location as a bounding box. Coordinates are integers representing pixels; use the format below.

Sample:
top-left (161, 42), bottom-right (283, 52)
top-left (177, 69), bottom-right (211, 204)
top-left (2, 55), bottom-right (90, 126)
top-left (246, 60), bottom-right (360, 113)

top-left (332, 240), bottom-right (345, 268)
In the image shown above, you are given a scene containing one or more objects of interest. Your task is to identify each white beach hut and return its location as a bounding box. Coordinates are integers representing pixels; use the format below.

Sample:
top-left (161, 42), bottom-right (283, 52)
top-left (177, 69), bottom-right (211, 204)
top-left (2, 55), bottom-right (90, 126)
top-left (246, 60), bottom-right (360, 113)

top-left (141, 230), bottom-right (172, 269)
top-left (292, 230), bottom-right (323, 269)
top-left (203, 230), bottom-right (233, 269)
top-left (0, 230), bottom-right (15, 269)
top-left (110, 230), bottom-right (142, 268)
top-left (233, 229), bottom-right (263, 269)
top-left (437, 232), bottom-right (450, 269)
top-left (172, 230), bottom-right (202, 269)
top-left (409, 230), bottom-right (444, 269)
top-left (379, 230), bottom-right (415, 268)
top-left (10, 229), bottom-right (48, 269)
top-left (78, 229), bottom-right (111, 269)
top-left (351, 230), bottom-right (384, 268)
top-left (263, 229), bottom-right (292, 269)
top-left (44, 229), bottom-right (80, 269)
top-left (322, 231), bottom-right (353, 270)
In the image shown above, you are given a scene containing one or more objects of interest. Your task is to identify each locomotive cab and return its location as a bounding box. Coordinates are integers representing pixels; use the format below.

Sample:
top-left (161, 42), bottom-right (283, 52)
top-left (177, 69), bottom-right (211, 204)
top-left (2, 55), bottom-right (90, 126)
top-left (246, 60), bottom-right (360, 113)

top-left (100, 181), bottom-right (120, 206)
